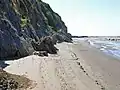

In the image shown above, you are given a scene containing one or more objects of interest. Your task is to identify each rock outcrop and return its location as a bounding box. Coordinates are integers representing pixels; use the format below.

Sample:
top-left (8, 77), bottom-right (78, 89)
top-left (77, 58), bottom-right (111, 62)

top-left (31, 36), bottom-right (58, 54)
top-left (33, 51), bottom-right (48, 57)
top-left (0, 0), bottom-right (72, 60)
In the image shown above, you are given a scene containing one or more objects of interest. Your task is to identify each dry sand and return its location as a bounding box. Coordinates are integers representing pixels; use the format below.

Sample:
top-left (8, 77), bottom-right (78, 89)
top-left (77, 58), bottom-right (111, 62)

top-left (3, 40), bottom-right (120, 90)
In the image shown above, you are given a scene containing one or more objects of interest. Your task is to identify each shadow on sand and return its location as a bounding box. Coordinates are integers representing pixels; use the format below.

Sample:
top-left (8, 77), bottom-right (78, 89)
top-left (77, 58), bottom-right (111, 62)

top-left (0, 54), bottom-right (30, 69)
top-left (0, 61), bottom-right (9, 69)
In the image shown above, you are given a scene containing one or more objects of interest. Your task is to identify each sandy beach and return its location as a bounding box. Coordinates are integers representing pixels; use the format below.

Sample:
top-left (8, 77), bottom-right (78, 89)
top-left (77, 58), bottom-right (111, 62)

top-left (3, 40), bottom-right (120, 90)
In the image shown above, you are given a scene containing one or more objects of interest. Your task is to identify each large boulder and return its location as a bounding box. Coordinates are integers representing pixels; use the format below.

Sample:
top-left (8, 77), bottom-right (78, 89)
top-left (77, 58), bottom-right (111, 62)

top-left (31, 36), bottom-right (58, 54)
top-left (52, 33), bottom-right (72, 43)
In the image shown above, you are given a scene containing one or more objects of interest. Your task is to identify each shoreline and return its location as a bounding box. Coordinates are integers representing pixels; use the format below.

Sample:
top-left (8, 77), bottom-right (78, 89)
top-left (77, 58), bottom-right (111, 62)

top-left (86, 40), bottom-right (120, 61)
top-left (73, 38), bottom-right (120, 60)
top-left (72, 40), bottom-right (120, 90)
top-left (3, 41), bottom-right (120, 90)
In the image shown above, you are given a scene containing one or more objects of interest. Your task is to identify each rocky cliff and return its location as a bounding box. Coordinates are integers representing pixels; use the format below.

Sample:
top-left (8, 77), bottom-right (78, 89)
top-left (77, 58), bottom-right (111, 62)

top-left (0, 0), bottom-right (72, 60)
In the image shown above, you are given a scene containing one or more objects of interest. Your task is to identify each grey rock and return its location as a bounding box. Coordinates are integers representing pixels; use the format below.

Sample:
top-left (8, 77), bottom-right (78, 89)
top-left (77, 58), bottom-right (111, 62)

top-left (33, 51), bottom-right (48, 57)
top-left (32, 36), bottom-right (58, 54)
top-left (0, 0), bottom-right (72, 60)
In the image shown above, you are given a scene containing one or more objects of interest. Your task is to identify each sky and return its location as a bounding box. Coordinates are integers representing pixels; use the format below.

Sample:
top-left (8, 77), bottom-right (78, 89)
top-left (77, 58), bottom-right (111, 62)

top-left (44, 0), bottom-right (120, 36)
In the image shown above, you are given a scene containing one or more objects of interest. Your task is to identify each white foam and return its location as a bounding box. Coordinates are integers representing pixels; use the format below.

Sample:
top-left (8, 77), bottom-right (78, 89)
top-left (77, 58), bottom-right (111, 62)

top-left (87, 38), bottom-right (120, 59)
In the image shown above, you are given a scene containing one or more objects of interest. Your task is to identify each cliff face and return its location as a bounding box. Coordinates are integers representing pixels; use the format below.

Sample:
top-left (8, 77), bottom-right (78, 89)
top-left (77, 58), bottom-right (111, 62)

top-left (0, 0), bottom-right (72, 59)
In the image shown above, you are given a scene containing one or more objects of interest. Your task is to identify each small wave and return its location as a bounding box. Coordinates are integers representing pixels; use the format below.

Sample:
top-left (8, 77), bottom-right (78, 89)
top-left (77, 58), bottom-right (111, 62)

top-left (88, 38), bottom-right (120, 59)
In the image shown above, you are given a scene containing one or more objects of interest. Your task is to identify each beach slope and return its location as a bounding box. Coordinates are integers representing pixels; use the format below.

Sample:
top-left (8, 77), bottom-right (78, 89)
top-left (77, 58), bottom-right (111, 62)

top-left (4, 41), bottom-right (120, 90)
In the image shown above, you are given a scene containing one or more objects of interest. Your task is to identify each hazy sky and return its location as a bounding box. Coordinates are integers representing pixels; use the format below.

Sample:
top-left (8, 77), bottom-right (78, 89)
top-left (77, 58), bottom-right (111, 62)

top-left (44, 0), bottom-right (120, 36)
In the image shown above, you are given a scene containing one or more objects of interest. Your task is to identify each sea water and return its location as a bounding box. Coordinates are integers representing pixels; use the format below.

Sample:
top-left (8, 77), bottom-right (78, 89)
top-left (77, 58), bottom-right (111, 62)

top-left (87, 38), bottom-right (120, 59)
